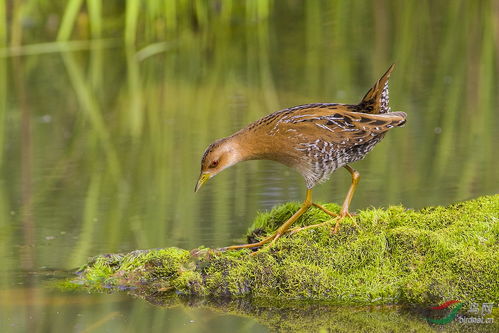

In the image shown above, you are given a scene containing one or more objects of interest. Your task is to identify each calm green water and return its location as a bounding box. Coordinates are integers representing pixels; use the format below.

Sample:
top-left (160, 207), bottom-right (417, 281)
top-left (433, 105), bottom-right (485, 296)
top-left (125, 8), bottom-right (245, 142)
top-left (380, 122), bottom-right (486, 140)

top-left (1, 1), bottom-right (498, 332)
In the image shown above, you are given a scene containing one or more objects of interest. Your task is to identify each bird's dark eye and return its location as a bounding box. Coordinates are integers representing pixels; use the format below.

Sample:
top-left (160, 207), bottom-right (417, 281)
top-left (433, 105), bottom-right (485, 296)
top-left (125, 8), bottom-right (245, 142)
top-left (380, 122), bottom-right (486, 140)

top-left (209, 160), bottom-right (219, 168)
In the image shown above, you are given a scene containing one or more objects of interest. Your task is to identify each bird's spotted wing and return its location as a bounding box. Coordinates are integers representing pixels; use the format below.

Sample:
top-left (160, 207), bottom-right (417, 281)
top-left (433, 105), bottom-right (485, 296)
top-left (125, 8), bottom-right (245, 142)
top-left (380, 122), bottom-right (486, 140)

top-left (274, 106), bottom-right (406, 148)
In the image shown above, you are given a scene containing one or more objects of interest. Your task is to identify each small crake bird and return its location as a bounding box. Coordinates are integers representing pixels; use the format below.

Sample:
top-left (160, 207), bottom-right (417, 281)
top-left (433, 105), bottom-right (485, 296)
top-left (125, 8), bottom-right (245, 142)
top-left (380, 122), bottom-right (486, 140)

top-left (195, 65), bottom-right (406, 251)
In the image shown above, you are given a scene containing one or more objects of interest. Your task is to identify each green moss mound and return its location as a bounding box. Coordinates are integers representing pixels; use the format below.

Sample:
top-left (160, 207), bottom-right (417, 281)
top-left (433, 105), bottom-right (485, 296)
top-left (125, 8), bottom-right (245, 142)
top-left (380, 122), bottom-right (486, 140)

top-left (67, 195), bottom-right (499, 305)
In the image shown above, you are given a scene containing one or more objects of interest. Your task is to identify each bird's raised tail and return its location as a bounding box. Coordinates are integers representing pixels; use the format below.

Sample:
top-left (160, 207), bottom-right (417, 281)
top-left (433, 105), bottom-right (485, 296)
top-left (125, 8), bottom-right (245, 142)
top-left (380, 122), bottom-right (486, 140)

top-left (358, 64), bottom-right (394, 114)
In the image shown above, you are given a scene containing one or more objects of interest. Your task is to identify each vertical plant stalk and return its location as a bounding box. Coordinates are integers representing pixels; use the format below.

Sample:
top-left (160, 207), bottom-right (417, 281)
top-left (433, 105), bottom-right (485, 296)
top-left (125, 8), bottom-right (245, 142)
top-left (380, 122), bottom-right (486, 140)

top-left (0, 18), bottom-right (11, 291)
top-left (126, 47), bottom-right (143, 138)
top-left (57, 0), bottom-right (84, 41)
top-left (0, 0), bottom-right (6, 46)
top-left (10, 0), bottom-right (23, 47)
top-left (88, 0), bottom-right (104, 100)
top-left (194, 0), bottom-right (208, 28)
top-left (164, 0), bottom-right (177, 32)
top-left (305, 1), bottom-right (322, 96)
top-left (13, 56), bottom-right (34, 271)
top-left (69, 173), bottom-right (101, 268)
top-left (0, 42), bottom-right (5, 166)
top-left (87, 0), bottom-right (102, 39)
top-left (125, 0), bottom-right (140, 45)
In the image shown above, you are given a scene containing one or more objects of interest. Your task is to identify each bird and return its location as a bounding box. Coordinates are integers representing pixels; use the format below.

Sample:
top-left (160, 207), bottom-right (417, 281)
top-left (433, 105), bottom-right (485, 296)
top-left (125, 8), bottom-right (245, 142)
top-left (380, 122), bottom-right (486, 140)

top-left (195, 65), bottom-right (406, 251)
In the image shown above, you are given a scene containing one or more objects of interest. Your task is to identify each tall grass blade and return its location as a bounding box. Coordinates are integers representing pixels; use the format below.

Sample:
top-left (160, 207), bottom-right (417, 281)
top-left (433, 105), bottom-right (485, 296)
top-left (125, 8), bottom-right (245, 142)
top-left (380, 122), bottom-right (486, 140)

top-left (125, 0), bottom-right (140, 45)
top-left (0, 0), bottom-right (6, 46)
top-left (57, 0), bottom-right (84, 41)
top-left (87, 0), bottom-right (103, 39)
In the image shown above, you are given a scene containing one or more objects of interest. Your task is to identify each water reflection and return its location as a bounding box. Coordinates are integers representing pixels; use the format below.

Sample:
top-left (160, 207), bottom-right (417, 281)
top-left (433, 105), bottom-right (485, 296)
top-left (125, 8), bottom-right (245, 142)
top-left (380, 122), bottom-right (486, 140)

top-left (5, 286), bottom-right (494, 332)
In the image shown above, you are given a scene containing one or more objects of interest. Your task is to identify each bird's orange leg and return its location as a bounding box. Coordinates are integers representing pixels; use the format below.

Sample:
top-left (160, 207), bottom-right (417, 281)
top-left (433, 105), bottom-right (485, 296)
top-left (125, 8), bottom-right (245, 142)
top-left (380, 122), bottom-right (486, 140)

top-left (220, 189), bottom-right (313, 252)
top-left (333, 164), bottom-right (360, 233)
top-left (289, 165), bottom-right (359, 235)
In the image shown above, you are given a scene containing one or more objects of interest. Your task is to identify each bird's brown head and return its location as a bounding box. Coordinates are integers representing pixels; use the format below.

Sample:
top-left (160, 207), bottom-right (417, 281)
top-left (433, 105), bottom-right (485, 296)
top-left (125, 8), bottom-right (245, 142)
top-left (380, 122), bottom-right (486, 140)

top-left (195, 137), bottom-right (242, 192)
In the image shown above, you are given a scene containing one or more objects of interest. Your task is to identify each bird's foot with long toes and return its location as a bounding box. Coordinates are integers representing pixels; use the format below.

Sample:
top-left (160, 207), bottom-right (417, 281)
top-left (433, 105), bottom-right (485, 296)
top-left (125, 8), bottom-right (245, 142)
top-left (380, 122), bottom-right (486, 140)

top-left (219, 210), bottom-right (358, 255)
top-left (289, 211), bottom-right (359, 235)
top-left (218, 231), bottom-right (283, 255)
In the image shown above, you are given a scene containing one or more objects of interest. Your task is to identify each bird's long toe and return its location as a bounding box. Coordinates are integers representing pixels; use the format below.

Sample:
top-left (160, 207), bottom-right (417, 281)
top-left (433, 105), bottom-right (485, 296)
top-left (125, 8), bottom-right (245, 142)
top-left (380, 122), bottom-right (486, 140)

top-left (219, 233), bottom-right (276, 251)
top-left (331, 212), bottom-right (359, 234)
top-left (312, 203), bottom-right (339, 217)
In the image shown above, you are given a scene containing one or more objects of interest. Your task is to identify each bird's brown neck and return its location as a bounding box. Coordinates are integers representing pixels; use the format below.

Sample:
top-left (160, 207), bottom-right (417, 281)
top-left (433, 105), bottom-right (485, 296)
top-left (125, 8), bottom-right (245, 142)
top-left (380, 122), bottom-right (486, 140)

top-left (226, 131), bottom-right (258, 162)
top-left (230, 129), bottom-right (295, 166)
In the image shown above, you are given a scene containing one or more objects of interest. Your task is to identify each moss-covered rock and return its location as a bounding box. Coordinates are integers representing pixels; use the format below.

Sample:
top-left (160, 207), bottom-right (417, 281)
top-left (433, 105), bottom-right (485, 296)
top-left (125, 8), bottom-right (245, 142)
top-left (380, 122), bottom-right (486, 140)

top-left (66, 195), bottom-right (499, 306)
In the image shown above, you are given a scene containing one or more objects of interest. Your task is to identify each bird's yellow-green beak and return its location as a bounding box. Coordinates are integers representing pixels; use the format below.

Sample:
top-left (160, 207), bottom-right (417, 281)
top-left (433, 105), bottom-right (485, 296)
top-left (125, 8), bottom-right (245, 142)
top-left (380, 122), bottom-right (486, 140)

top-left (195, 173), bottom-right (211, 192)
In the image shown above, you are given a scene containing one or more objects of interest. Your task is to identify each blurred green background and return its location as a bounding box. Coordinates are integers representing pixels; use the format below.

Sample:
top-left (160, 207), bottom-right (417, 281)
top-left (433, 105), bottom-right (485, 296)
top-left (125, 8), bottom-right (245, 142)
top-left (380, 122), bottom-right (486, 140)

top-left (0, 0), bottom-right (498, 332)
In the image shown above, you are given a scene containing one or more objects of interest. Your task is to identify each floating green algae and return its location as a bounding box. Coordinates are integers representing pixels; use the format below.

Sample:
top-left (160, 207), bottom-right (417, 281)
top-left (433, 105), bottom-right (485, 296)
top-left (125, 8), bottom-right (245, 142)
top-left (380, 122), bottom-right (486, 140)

top-left (65, 195), bottom-right (499, 306)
